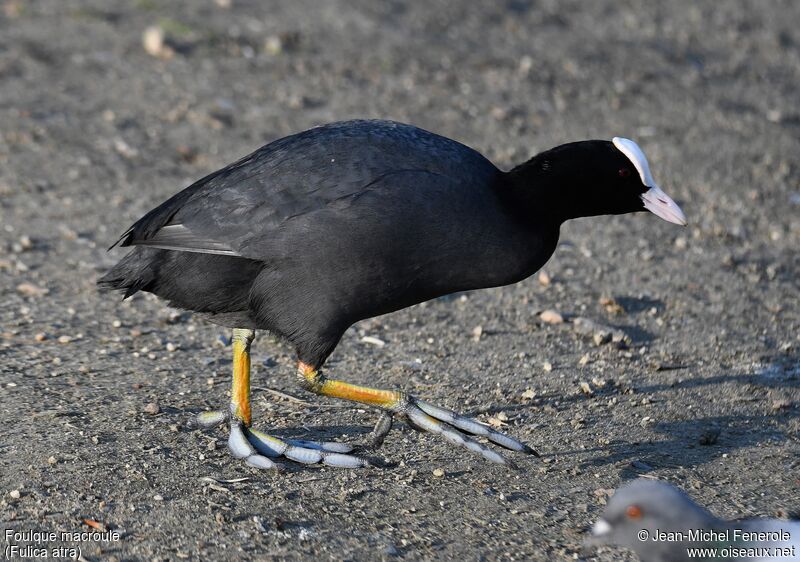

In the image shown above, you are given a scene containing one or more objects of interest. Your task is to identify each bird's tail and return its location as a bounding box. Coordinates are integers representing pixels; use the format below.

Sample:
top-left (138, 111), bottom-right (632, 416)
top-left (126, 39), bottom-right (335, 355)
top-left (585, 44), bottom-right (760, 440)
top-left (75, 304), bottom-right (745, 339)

top-left (96, 247), bottom-right (155, 299)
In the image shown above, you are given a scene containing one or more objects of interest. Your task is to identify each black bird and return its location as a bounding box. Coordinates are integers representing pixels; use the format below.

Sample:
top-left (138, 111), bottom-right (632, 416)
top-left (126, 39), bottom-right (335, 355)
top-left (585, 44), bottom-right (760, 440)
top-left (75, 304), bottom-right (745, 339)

top-left (99, 119), bottom-right (686, 469)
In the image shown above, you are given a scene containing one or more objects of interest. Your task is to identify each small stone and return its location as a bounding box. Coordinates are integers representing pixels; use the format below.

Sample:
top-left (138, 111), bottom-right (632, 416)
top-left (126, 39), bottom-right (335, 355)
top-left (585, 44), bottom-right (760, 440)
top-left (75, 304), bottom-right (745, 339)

top-left (432, 468), bottom-right (445, 478)
top-left (698, 428), bottom-right (720, 446)
top-left (542, 361), bottom-right (553, 372)
top-left (361, 336), bottom-right (385, 347)
top-left (521, 388), bottom-right (536, 400)
top-left (578, 354), bottom-right (590, 366)
top-left (16, 282), bottom-right (48, 297)
top-left (579, 381), bottom-right (593, 395)
top-left (593, 331), bottom-right (611, 346)
top-left (34, 332), bottom-right (46, 342)
top-left (537, 270), bottom-right (551, 286)
top-left (539, 309), bottom-right (564, 324)
top-left (47, 456), bottom-right (57, 465)
top-left (144, 402), bottom-right (160, 415)
top-left (599, 296), bottom-right (625, 315)
top-left (264, 35), bottom-right (282, 55)
top-left (142, 26), bottom-right (174, 59)
top-left (471, 325), bottom-right (483, 342)
top-left (9, 490), bottom-right (20, 499)
top-left (772, 399), bottom-right (792, 412)
top-left (166, 342), bottom-right (177, 352)
top-left (57, 335), bottom-right (72, 344)
top-left (112, 320), bottom-right (122, 328)
top-left (153, 494), bottom-right (164, 501)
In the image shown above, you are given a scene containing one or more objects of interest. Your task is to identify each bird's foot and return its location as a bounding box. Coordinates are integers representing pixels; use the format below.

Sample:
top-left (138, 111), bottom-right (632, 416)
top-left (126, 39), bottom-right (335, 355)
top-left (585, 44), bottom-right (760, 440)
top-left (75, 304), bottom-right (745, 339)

top-left (390, 396), bottom-right (539, 465)
top-left (195, 411), bottom-right (369, 470)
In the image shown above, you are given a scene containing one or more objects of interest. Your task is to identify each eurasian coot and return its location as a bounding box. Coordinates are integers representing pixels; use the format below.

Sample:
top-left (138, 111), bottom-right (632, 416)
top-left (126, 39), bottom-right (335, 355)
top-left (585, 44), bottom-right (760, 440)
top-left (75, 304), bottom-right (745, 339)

top-left (100, 119), bottom-right (686, 469)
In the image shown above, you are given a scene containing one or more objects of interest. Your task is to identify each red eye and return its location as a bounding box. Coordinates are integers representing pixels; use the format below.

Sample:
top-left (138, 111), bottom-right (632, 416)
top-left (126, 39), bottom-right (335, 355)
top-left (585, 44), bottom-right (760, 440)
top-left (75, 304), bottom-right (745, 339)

top-left (619, 168), bottom-right (631, 178)
top-left (626, 505), bottom-right (643, 519)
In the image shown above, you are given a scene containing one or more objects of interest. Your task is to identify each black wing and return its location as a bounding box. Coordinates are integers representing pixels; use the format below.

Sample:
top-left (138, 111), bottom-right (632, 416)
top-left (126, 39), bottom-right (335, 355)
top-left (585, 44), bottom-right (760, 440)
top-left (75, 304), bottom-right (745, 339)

top-left (111, 120), bottom-right (497, 259)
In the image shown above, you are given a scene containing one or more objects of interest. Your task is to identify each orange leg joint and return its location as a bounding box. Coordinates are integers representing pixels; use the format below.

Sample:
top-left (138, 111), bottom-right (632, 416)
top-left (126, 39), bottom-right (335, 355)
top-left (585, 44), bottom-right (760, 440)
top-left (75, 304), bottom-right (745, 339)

top-left (297, 361), bottom-right (406, 411)
top-left (230, 328), bottom-right (255, 426)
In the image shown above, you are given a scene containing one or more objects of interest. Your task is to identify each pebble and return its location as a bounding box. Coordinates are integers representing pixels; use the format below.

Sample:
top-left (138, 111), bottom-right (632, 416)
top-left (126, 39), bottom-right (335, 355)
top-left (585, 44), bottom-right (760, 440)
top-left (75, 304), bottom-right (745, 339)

top-left (144, 402), bottom-right (161, 415)
top-left (13, 235), bottom-right (32, 252)
top-left (698, 428), bottom-right (720, 445)
top-left (142, 26), bottom-right (174, 59)
top-left (771, 399), bottom-right (792, 411)
top-left (9, 490), bottom-right (20, 499)
top-left (264, 35), bottom-right (283, 55)
top-left (599, 296), bottom-right (625, 315)
top-left (432, 468), bottom-right (445, 478)
top-left (542, 361), bottom-right (553, 372)
top-left (34, 332), bottom-right (46, 342)
top-left (16, 282), bottom-right (48, 297)
top-left (539, 309), bottom-right (564, 324)
top-left (573, 317), bottom-right (630, 346)
top-left (112, 320), bottom-right (122, 328)
top-left (153, 494), bottom-right (164, 501)
top-left (361, 336), bottom-right (385, 347)
top-left (537, 270), bottom-right (551, 286)
top-left (47, 456), bottom-right (56, 465)
top-left (166, 342), bottom-right (177, 352)
top-left (471, 325), bottom-right (483, 342)
top-left (593, 332), bottom-right (611, 346)
top-left (57, 335), bottom-right (72, 344)
top-left (579, 381), bottom-right (593, 395)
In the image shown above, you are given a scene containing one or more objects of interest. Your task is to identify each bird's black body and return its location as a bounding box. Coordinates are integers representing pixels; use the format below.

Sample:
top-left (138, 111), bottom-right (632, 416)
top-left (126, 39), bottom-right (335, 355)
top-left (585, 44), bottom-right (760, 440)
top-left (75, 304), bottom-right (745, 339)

top-left (100, 119), bottom-right (649, 366)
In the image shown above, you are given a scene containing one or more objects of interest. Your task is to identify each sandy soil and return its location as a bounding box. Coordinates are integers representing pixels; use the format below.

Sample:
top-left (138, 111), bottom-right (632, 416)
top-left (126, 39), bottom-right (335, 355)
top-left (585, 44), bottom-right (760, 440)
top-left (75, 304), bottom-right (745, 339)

top-left (1, 1), bottom-right (798, 560)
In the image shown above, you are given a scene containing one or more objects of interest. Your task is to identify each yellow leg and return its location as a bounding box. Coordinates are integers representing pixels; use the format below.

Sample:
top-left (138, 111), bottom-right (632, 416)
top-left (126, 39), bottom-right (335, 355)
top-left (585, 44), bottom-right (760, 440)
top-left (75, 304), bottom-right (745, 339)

top-left (296, 361), bottom-right (537, 463)
top-left (297, 362), bottom-right (406, 411)
top-left (230, 328), bottom-right (255, 426)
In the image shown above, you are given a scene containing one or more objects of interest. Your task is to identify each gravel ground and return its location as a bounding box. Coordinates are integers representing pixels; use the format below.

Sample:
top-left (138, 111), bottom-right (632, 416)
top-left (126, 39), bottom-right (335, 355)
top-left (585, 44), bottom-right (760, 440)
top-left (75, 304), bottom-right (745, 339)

top-left (1, 1), bottom-right (799, 560)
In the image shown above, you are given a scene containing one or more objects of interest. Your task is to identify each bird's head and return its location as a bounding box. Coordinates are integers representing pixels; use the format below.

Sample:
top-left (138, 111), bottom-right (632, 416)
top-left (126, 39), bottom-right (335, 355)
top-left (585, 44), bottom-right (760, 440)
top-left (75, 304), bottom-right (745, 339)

top-left (508, 137), bottom-right (686, 226)
top-left (585, 479), bottom-right (720, 551)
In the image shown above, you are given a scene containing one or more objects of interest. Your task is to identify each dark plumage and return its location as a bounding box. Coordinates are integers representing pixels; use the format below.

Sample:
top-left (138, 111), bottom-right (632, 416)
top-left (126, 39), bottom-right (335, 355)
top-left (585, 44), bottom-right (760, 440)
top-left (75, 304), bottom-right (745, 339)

top-left (99, 119), bottom-right (686, 467)
top-left (100, 119), bottom-right (678, 366)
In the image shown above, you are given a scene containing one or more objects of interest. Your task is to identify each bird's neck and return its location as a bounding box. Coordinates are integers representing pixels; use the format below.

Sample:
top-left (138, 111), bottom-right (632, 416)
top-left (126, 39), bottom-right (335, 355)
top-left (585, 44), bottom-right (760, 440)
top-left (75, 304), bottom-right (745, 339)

top-left (502, 165), bottom-right (574, 225)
